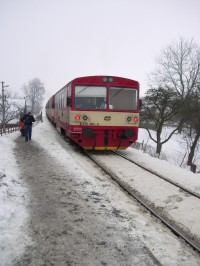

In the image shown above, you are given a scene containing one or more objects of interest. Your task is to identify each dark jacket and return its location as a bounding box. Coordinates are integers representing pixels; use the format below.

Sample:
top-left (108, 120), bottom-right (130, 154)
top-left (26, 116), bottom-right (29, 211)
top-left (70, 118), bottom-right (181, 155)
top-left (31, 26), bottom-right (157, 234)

top-left (21, 113), bottom-right (35, 126)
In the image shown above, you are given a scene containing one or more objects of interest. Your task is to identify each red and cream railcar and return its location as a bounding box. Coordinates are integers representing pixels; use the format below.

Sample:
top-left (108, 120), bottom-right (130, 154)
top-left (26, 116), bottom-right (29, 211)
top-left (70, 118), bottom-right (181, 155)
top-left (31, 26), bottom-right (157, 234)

top-left (46, 76), bottom-right (140, 150)
top-left (46, 95), bottom-right (55, 123)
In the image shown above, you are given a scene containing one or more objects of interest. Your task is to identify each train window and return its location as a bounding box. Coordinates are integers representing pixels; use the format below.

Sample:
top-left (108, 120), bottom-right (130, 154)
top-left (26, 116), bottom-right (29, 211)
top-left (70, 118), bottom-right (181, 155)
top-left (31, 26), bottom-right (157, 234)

top-left (62, 92), bottom-right (65, 108)
top-left (67, 97), bottom-right (71, 107)
top-left (64, 91), bottom-right (67, 108)
top-left (109, 87), bottom-right (138, 110)
top-left (67, 84), bottom-right (72, 107)
top-left (75, 86), bottom-right (106, 109)
top-left (55, 95), bottom-right (58, 108)
top-left (52, 96), bottom-right (55, 108)
top-left (59, 94), bottom-right (61, 108)
top-left (68, 85), bottom-right (71, 97)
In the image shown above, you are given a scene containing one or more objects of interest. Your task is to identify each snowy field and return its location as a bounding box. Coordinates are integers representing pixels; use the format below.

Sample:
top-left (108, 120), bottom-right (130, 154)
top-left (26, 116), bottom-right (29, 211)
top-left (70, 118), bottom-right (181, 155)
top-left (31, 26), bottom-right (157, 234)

top-left (0, 118), bottom-right (200, 265)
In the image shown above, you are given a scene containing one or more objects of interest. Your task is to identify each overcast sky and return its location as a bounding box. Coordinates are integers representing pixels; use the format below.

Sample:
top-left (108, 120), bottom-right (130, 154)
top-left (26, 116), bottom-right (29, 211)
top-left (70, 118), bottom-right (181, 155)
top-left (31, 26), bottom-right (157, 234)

top-left (1, 0), bottom-right (200, 102)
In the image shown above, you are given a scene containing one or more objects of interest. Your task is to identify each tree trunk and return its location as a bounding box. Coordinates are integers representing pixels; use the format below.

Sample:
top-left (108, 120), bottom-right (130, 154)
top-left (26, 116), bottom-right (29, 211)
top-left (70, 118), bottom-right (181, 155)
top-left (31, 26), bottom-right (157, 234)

top-left (187, 133), bottom-right (200, 166)
top-left (190, 164), bottom-right (197, 173)
top-left (178, 120), bottom-right (184, 134)
top-left (156, 143), bottom-right (162, 156)
top-left (156, 128), bottom-right (162, 156)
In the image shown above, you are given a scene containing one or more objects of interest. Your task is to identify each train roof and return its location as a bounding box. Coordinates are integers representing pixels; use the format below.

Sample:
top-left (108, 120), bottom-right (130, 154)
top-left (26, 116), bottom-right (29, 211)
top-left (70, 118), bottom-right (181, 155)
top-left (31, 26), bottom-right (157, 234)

top-left (72, 75), bottom-right (139, 87)
top-left (49, 75), bottom-right (140, 98)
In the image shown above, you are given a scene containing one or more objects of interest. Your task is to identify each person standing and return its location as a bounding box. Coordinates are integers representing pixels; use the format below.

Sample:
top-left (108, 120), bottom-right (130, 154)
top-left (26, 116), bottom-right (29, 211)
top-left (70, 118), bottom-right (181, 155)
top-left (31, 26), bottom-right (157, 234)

top-left (19, 119), bottom-right (25, 136)
top-left (21, 111), bottom-right (35, 142)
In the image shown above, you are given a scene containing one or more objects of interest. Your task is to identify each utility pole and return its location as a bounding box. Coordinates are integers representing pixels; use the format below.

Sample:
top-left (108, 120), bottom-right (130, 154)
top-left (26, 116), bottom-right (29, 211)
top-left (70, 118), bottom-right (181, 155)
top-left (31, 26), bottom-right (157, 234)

top-left (1, 81), bottom-right (9, 134)
top-left (24, 97), bottom-right (27, 114)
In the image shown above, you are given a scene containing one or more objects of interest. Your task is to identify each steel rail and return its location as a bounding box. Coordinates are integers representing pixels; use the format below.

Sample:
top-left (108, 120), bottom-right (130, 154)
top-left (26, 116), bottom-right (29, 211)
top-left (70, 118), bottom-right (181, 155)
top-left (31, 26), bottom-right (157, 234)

top-left (113, 150), bottom-right (200, 199)
top-left (84, 150), bottom-right (200, 254)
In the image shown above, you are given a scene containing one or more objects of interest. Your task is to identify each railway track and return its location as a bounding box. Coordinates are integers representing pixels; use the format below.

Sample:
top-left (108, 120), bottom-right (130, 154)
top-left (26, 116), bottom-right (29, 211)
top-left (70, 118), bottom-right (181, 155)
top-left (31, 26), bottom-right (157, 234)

top-left (83, 149), bottom-right (200, 254)
top-left (114, 150), bottom-right (200, 199)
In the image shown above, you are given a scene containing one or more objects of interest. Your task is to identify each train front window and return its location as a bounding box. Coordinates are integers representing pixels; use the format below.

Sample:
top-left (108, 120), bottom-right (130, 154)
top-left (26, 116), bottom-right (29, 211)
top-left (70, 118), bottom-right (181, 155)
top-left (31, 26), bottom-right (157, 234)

top-left (75, 86), bottom-right (107, 109)
top-left (109, 87), bottom-right (138, 110)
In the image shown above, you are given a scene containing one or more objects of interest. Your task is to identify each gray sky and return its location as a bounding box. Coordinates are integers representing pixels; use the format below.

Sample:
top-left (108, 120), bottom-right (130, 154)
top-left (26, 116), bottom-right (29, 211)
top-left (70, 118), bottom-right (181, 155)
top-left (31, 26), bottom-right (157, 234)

top-left (1, 0), bottom-right (200, 101)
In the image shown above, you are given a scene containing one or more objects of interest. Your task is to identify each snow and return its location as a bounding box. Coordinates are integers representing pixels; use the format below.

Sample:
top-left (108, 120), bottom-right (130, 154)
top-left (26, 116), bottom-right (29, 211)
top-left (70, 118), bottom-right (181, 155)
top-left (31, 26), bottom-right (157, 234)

top-left (0, 132), bottom-right (30, 265)
top-left (137, 127), bottom-right (200, 174)
top-left (0, 118), bottom-right (200, 265)
top-left (121, 148), bottom-right (200, 196)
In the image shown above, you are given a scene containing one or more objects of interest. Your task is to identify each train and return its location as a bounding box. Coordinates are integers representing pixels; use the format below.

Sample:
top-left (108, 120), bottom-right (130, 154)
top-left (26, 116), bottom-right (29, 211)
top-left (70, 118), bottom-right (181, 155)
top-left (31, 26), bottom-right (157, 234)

top-left (45, 75), bottom-right (140, 150)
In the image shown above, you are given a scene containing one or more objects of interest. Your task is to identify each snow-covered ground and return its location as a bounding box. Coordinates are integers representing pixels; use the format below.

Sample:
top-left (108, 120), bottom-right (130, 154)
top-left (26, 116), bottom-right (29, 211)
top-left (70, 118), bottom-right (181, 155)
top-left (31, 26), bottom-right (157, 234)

top-left (0, 129), bottom-right (30, 264)
top-left (0, 118), bottom-right (200, 265)
top-left (137, 127), bottom-right (200, 174)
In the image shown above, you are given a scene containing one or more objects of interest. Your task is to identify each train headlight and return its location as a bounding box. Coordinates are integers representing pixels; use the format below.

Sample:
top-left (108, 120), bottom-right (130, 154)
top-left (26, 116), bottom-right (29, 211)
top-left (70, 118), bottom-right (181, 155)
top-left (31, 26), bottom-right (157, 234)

top-left (75, 115), bottom-right (81, 121)
top-left (103, 77), bottom-right (114, 83)
top-left (127, 116), bottom-right (139, 123)
top-left (83, 115), bottom-right (88, 120)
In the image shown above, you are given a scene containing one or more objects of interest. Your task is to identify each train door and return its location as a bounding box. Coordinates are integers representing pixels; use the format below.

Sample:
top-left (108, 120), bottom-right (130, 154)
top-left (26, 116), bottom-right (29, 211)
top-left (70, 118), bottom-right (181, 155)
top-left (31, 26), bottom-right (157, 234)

top-left (65, 84), bottom-right (72, 135)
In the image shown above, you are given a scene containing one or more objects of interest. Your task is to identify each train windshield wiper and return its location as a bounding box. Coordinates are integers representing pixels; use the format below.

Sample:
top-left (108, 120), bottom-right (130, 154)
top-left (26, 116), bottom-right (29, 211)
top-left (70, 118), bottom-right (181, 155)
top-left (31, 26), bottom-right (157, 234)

top-left (113, 88), bottom-right (124, 98)
top-left (76, 86), bottom-right (89, 95)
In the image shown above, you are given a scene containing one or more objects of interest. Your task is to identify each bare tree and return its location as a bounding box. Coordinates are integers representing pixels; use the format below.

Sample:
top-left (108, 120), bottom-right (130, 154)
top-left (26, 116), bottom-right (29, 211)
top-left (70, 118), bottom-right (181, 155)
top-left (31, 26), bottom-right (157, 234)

top-left (145, 37), bottom-right (200, 161)
top-left (184, 85), bottom-right (200, 172)
top-left (22, 78), bottom-right (45, 115)
top-left (0, 94), bottom-right (24, 125)
top-left (149, 37), bottom-right (200, 100)
top-left (141, 87), bottom-right (181, 155)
